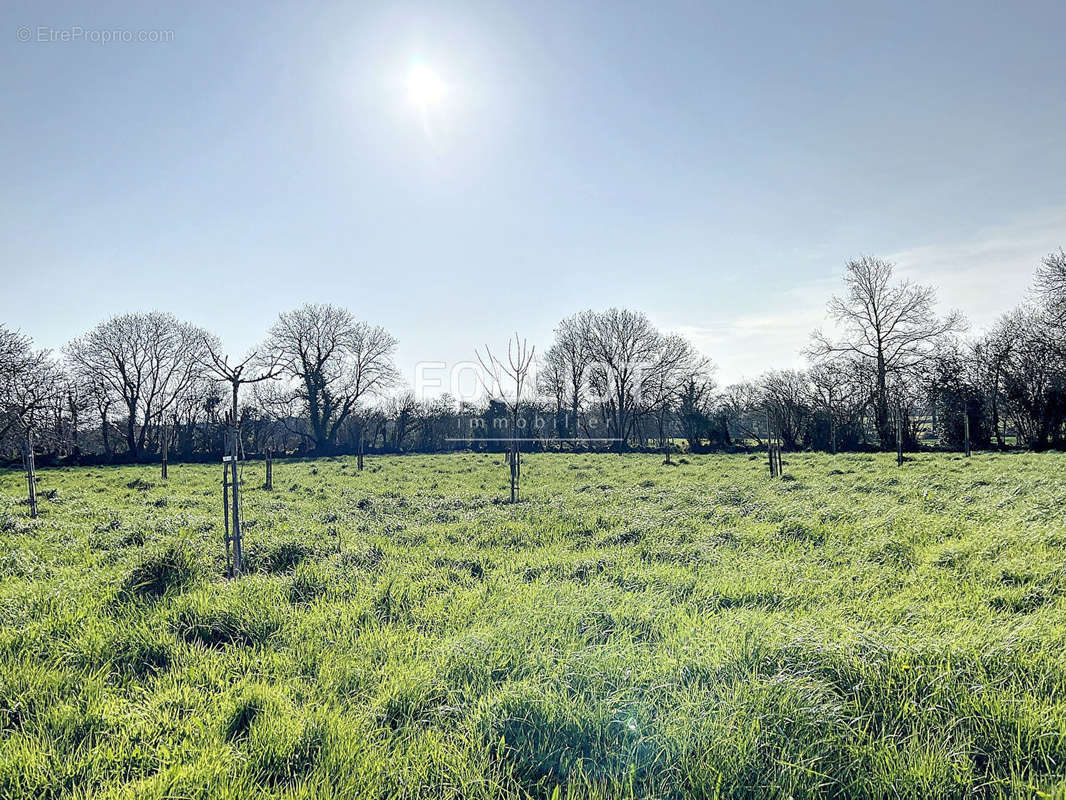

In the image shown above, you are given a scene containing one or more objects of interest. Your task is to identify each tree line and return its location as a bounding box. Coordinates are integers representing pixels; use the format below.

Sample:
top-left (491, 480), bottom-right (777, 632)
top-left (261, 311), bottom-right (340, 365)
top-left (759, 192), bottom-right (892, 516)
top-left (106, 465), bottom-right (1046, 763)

top-left (2, 249), bottom-right (1064, 463)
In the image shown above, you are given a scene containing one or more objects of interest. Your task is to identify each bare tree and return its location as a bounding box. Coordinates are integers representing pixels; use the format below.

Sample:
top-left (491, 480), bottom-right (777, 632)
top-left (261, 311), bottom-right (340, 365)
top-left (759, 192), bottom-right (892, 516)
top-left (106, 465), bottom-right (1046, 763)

top-left (385, 390), bottom-right (419, 452)
top-left (806, 358), bottom-right (868, 452)
top-left (83, 376), bottom-right (117, 457)
top-left (992, 306), bottom-right (1066, 449)
top-left (760, 369), bottom-right (812, 451)
top-left (477, 334), bottom-right (535, 502)
top-left (1035, 248), bottom-right (1066, 331)
top-left (583, 308), bottom-right (667, 450)
top-left (62, 379), bottom-right (90, 458)
top-left (169, 375), bottom-right (217, 458)
top-left (808, 256), bottom-right (964, 449)
top-left (537, 348), bottom-right (568, 442)
top-left (676, 364), bottom-right (718, 451)
top-left (261, 304), bottom-right (398, 455)
top-left (65, 312), bottom-right (210, 459)
top-left (639, 334), bottom-right (705, 456)
top-left (719, 381), bottom-right (766, 446)
top-left (970, 329), bottom-right (1012, 448)
top-left (0, 325), bottom-right (64, 449)
top-left (414, 394), bottom-right (459, 452)
top-left (540, 312), bottom-right (593, 443)
top-left (0, 325), bottom-right (25, 372)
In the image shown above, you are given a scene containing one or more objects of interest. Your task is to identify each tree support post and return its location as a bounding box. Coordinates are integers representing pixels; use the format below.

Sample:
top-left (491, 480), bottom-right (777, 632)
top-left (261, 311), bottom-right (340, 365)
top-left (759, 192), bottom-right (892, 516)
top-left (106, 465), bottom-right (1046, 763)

top-left (896, 407), bottom-right (904, 467)
top-left (222, 463), bottom-right (231, 574)
top-left (161, 425), bottom-right (169, 481)
top-left (509, 437), bottom-right (518, 502)
top-left (222, 411), bottom-right (243, 576)
top-left (829, 396), bottom-right (837, 455)
top-left (229, 427), bottom-right (242, 574)
top-left (25, 431), bottom-right (38, 519)
top-left (766, 410), bottom-right (776, 477)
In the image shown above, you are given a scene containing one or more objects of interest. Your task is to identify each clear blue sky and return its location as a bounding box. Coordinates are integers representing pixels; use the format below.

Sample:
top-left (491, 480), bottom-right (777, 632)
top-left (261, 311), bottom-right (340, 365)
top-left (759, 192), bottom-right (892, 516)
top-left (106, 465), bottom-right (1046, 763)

top-left (3, 0), bottom-right (1064, 388)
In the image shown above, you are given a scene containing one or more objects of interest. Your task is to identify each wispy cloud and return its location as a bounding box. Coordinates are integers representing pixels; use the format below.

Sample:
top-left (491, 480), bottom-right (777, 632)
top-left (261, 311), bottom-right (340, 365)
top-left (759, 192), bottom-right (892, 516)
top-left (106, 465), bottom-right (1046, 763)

top-left (889, 205), bottom-right (1065, 333)
top-left (668, 307), bottom-right (821, 386)
top-left (668, 206), bottom-right (1065, 385)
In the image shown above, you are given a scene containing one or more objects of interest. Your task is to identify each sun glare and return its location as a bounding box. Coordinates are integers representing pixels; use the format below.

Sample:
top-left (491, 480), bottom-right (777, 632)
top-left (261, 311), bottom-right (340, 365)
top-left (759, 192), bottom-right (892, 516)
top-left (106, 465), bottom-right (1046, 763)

top-left (407, 62), bottom-right (446, 107)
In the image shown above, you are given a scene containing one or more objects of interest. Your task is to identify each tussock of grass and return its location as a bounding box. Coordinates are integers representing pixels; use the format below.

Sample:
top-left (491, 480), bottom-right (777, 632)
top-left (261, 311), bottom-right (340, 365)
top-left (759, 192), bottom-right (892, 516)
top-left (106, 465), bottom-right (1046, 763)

top-left (223, 684), bottom-right (281, 741)
top-left (120, 542), bottom-right (200, 599)
top-left (245, 536), bottom-right (314, 574)
top-left (288, 562), bottom-right (330, 604)
top-left (170, 581), bottom-right (283, 647)
top-left (105, 621), bottom-right (173, 676)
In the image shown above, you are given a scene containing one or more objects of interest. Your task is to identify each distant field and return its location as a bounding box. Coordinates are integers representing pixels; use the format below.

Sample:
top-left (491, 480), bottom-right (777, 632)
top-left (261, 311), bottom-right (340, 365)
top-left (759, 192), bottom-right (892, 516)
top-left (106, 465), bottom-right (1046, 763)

top-left (1, 452), bottom-right (1065, 799)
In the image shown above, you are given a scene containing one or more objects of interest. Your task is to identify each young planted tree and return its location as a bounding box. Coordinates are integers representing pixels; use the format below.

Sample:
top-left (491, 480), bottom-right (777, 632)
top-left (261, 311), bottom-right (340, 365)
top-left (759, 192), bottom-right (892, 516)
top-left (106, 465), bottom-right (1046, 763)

top-left (477, 334), bottom-right (535, 503)
top-left (809, 256), bottom-right (964, 450)
top-left (198, 339), bottom-right (282, 571)
top-left (202, 339), bottom-right (283, 433)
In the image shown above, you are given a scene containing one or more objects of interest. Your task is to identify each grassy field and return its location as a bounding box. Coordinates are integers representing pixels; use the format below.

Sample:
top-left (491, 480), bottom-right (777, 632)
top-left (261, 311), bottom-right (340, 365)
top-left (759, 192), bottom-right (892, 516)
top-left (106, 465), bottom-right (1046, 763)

top-left (1, 452), bottom-right (1065, 799)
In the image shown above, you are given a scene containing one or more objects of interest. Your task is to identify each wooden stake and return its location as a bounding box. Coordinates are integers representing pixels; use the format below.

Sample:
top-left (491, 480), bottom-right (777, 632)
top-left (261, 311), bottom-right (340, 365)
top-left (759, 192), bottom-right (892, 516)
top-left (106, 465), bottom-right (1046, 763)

top-left (222, 411), bottom-right (243, 576)
top-left (766, 410), bottom-right (776, 477)
top-left (265, 449), bottom-right (273, 491)
top-left (25, 431), bottom-right (38, 519)
top-left (964, 412), bottom-right (971, 458)
top-left (896, 407), bottom-right (903, 467)
top-left (357, 428), bottom-right (364, 471)
top-left (509, 437), bottom-right (517, 503)
top-left (161, 424), bottom-right (168, 481)
top-left (229, 427), bottom-right (242, 574)
top-left (222, 463), bottom-right (232, 575)
top-left (829, 393), bottom-right (837, 455)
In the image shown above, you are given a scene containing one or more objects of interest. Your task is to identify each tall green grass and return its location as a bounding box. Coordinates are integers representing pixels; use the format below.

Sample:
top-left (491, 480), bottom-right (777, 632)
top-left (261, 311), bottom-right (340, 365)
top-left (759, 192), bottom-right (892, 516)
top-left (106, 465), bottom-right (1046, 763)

top-left (1, 452), bottom-right (1064, 798)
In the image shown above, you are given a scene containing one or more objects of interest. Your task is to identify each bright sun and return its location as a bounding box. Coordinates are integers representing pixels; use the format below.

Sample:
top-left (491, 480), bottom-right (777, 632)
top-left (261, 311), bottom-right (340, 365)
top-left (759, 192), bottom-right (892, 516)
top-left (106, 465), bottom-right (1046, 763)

top-left (407, 62), bottom-right (446, 107)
